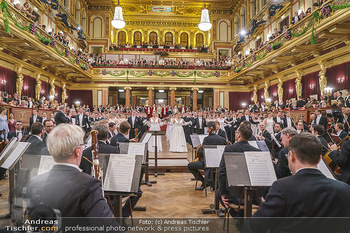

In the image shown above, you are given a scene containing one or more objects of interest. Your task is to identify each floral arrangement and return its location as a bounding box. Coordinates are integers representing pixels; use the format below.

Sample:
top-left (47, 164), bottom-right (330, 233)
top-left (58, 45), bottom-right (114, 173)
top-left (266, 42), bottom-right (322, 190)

top-left (29, 23), bottom-right (36, 35)
top-left (215, 71), bottom-right (220, 77)
top-left (285, 30), bottom-right (291, 41)
top-left (154, 51), bottom-right (169, 57)
top-left (102, 69), bottom-right (107, 75)
top-left (322, 5), bottom-right (331, 18)
top-left (266, 44), bottom-right (271, 53)
top-left (50, 38), bottom-right (55, 48)
top-left (148, 70), bottom-right (153, 76)
top-left (171, 71), bottom-right (176, 76)
top-left (76, 58), bottom-right (80, 65)
top-left (65, 49), bottom-right (69, 57)
top-left (252, 54), bottom-right (257, 62)
top-left (241, 61), bottom-right (245, 68)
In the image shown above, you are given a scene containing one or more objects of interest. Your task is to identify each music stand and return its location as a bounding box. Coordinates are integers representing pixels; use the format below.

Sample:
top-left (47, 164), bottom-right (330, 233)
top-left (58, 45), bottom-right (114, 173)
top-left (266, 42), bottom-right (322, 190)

top-left (140, 133), bottom-right (156, 185)
top-left (149, 130), bottom-right (166, 177)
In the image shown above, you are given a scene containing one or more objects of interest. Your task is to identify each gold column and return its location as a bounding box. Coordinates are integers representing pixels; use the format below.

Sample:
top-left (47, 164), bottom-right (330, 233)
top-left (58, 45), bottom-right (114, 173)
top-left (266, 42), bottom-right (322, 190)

top-left (253, 85), bottom-right (258, 104)
top-left (264, 82), bottom-right (270, 101)
top-left (147, 87), bottom-right (154, 106)
top-left (192, 88), bottom-right (198, 111)
top-left (169, 87), bottom-right (176, 107)
top-left (295, 70), bottom-right (303, 100)
top-left (277, 78), bottom-right (284, 102)
top-left (35, 73), bottom-right (42, 101)
top-left (15, 65), bottom-right (23, 97)
top-left (49, 78), bottom-right (55, 103)
top-left (319, 63), bottom-right (327, 96)
top-left (62, 82), bottom-right (67, 104)
top-left (125, 87), bottom-right (132, 108)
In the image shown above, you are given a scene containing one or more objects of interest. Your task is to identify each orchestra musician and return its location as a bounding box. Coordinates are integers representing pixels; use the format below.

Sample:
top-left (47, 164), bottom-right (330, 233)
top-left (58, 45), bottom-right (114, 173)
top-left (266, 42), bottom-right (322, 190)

top-left (245, 134), bottom-right (350, 233)
top-left (26, 124), bottom-right (115, 217)
top-left (187, 121), bottom-right (226, 190)
top-left (110, 121), bottom-right (138, 146)
top-left (329, 139), bottom-right (350, 184)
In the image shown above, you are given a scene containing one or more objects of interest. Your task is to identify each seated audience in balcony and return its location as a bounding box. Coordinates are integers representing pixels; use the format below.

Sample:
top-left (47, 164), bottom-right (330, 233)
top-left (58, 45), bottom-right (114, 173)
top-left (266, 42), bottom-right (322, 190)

top-left (305, 7), bottom-right (312, 16)
top-left (291, 11), bottom-right (300, 25)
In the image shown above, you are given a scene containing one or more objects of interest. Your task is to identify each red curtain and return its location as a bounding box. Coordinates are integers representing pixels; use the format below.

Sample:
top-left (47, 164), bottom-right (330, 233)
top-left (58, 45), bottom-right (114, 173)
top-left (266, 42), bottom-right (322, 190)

top-left (270, 84), bottom-right (278, 102)
top-left (229, 92), bottom-right (252, 111)
top-left (283, 78), bottom-right (296, 100)
top-left (41, 80), bottom-right (49, 99)
top-left (0, 67), bottom-right (16, 95)
top-left (55, 85), bottom-right (62, 103)
top-left (326, 62), bottom-right (350, 91)
top-left (302, 71), bottom-right (320, 99)
top-left (22, 75), bottom-right (35, 98)
top-left (257, 88), bottom-right (264, 103)
top-left (68, 90), bottom-right (92, 108)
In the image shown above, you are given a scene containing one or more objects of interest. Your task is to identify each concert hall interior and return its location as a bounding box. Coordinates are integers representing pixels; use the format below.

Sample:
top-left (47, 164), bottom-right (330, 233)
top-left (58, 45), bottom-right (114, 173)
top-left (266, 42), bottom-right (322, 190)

top-left (0, 0), bottom-right (350, 232)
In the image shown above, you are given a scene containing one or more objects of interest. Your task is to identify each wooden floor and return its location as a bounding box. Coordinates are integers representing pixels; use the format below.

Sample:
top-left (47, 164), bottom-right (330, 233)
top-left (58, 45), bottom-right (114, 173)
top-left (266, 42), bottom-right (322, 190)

top-left (0, 136), bottom-right (240, 232)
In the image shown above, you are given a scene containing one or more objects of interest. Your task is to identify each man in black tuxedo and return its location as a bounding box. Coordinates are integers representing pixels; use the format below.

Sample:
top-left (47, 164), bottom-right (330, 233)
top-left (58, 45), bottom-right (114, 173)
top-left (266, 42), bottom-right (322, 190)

top-left (271, 123), bottom-right (283, 156)
top-left (273, 111), bottom-right (284, 127)
top-left (29, 109), bottom-right (43, 129)
top-left (216, 121), bottom-right (227, 139)
top-left (108, 122), bottom-right (116, 140)
top-left (81, 124), bottom-right (120, 175)
top-left (110, 121), bottom-right (138, 146)
top-left (295, 120), bottom-right (307, 134)
top-left (128, 111), bottom-right (139, 139)
top-left (188, 121), bottom-right (226, 190)
top-left (26, 124), bottom-right (116, 219)
top-left (24, 122), bottom-right (46, 155)
top-left (7, 121), bottom-right (28, 141)
top-left (274, 127), bottom-right (298, 178)
top-left (256, 122), bottom-right (272, 149)
top-left (314, 109), bottom-right (328, 130)
top-left (42, 119), bottom-right (55, 144)
top-left (75, 108), bottom-right (90, 132)
top-left (344, 90), bottom-right (350, 107)
top-left (332, 122), bottom-right (347, 140)
top-left (195, 112), bottom-right (206, 134)
top-left (296, 96), bottom-right (306, 108)
top-left (218, 124), bottom-right (261, 219)
top-left (311, 124), bottom-right (329, 156)
top-left (245, 134), bottom-right (350, 233)
top-left (54, 105), bottom-right (70, 125)
top-left (240, 110), bottom-right (259, 125)
top-left (329, 138), bottom-right (350, 184)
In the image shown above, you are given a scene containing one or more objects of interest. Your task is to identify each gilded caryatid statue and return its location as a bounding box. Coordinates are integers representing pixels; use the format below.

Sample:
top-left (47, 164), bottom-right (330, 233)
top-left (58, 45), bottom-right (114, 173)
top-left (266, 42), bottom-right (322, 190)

top-left (277, 78), bottom-right (284, 102)
top-left (49, 79), bottom-right (55, 102)
top-left (295, 70), bottom-right (303, 100)
top-left (16, 74), bottom-right (24, 97)
top-left (35, 79), bottom-right (42, 101)
top-left (253, 85), bottom-right (258, 104)
top-left (319, 64), bottom-right (327, 96)
top-left (62, 83), bottom-right (66, 104)
top-left (264, 82), bottom-right (269, 101)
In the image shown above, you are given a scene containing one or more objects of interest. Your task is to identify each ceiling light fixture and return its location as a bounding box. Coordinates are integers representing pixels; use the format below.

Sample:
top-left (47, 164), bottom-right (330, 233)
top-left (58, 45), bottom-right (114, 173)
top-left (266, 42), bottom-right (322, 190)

top-left (198, 4), bottom-right (212, 32)
top-left (111, 0), bottom-right (126, 29)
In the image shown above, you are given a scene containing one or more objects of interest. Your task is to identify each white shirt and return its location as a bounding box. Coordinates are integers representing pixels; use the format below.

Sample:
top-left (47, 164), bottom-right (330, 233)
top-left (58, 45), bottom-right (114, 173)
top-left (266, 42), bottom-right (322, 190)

top-left (198, 117), bottom-right (202, 129)
top-left (245, 115), bottom-right (249, 121)
top-left (79, 114), bottom-right (83, 127)
top-left (15, 130), bottom-right (23, 141)
top-left (287, 117), bottom-right (292, 127)
top-left (33, 115), bottom-right (37, 123)
top-left (42, 117), bottom-right (47, 123)
top-left (316, 115), bottom-right (321, 124)
top-left (132, 116), bottom-right (135, 128)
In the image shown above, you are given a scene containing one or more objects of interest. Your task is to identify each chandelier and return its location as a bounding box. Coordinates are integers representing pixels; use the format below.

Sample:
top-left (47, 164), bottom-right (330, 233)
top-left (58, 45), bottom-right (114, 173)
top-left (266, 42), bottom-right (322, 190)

top-left (111, 0), bottom-right (126, 29)
top-left (198, 4), bottom-right (212, 32)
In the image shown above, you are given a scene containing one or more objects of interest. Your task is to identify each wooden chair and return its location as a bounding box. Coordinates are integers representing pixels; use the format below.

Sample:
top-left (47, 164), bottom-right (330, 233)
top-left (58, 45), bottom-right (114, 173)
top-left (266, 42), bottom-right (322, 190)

top-left (194, 170), bottom-right (207, 197)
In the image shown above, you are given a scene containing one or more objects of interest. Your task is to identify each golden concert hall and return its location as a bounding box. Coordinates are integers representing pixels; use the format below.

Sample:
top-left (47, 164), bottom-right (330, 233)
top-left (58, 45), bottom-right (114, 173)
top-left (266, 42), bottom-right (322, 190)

top-left (0, 0), bottom-right (350, 232)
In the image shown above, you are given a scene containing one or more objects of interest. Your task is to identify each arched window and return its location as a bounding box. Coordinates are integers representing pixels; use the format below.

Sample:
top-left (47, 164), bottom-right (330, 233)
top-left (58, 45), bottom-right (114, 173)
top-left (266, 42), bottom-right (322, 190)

top-left (235, 15), bottom-right (239, 34)
top-left (149, 32), bottom-right (157, 44)
top-left (82, 9), bottom-right (86, 31)
top-left (118, 31), bottom-right (126, 46)
top-left (134, 31), bottom-right (142, 45)
top-left (241, 6), bottom-right (246, 28)
top-left (196, 33), bottom-right (204, 47)
top-left (251, 0), bottom-right (256, 17)
top-left (165, 32), bottom-right (173, 46)
top-left (75, 1), bottom-right (80, 24)
top-left (93, 17), bottom-right (103, 38)
top-left (180, 33), bottom-right (188, 46)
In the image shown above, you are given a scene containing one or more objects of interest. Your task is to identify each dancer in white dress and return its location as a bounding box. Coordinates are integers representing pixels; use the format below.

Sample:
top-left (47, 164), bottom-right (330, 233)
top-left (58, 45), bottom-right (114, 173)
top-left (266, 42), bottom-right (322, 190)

top-left (169, 113), bottom-right (191, 152)
top-left (264, 112), bottom-right (275, 134)
top-left (165, 115), bottom-right (174, 142)
top-left (145, 112), bottom-right (163, 152)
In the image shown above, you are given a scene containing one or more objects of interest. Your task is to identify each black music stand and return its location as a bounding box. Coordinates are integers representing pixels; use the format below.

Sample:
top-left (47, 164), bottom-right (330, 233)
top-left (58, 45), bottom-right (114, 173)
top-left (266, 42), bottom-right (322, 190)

top-left (149, 130), bottom-right (166, 177)
top-left (140, 133), bottom-right (156, 185)
top-left (201, 145), bottom-right (226, 217)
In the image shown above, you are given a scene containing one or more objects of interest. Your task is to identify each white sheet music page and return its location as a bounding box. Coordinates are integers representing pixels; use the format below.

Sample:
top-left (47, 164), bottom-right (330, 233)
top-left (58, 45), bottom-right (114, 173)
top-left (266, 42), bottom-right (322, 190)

top-left (104, 154), bottom-right (136, 192)
top-left (317, 159), bottom-right (336, 180)
top-left (0, 138), bottom-right (17, 161)
top-left (1, 142), bottom-right (29, 169)
top-left (244, 151), bottom-right (277, 186)
top-left (128, 143), bottom-right (145, 156)
top-left (248, 141), bottom-right (259, 149)
top-left (38, 156), bottom-right (56, 175)
top-left (217, 145), bottom-right (226, 157)
top-left (204, 148), bottom-right (222, 168)
top-left (198, 135), bottom-right (207, 145)
top-left (142, 133), bottom-right (152, 143)
top-left (190, 135), bottom-right (201, 148)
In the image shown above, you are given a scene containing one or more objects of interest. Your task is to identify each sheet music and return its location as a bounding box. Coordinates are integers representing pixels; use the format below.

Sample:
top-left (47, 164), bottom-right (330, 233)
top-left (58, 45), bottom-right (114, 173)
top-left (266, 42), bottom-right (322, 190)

top-left (217, 145), bottom-right (226, 157)
top-left (317, 159), bottom-right (336, 180)
top-left (1, 142), bottom-right (29, 169)
top-left (141, 133), bottom-right (152, 143)
top-left (198, 135), bottom-right (207, 145)
top-left (38, 156), bottom-right (56, 175)
top-left (104, 154), bottom-right (136, 192)
top-left (204, 148), bottom-right (223, 168)
top-left (128, 143), bottom-right (145, 156)
top-left (190, 135), bottom-right (201, 148)
top-left (85, 135), bottom-right (92, 148)
top-left (248, 141), bottom-right (259, 149)
top-left (244, 151), bottom-right (277, 186)
top-left (0, 138), bottom-right (17, 161)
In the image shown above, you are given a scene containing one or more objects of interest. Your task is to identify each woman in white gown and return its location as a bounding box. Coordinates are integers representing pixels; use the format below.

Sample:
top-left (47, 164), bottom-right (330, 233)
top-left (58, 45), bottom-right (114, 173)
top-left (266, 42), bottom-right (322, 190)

top-left (146, 112), bottom-right (163, 152)
top-left (264, 112), bottom-right (275, 134)
top-left (165, 115), bottom-right (174, 142)
top-left (169, 113), bottom-right (190, 153)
